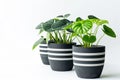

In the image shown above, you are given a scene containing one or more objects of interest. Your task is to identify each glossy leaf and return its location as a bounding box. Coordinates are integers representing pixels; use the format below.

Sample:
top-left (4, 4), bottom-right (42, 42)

top-left (76, 17), bottom-right (82, 21)
top-left (83, 35), bottom-right (96, 43)
top-left (51, 19), bottom-right (70, 30)
top-left (88, 15), bottom-right (99, 19)
top-left (102, 25), bottom-right (116, 38)
top-left (43, 19), bottom-right (54, 32)
top-left (64, 14), bottom-right (70, 18)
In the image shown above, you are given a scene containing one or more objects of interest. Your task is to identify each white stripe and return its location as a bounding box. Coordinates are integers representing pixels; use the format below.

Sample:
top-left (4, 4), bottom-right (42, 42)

top-left (39, 48), bottom-right (48, 50)
top-left (73, 52), bottom-right (105, 56)
top-left (73, 57), bottom-right (104, 61)
top-left (74, 62), bottom-right (104, 67)
top-left (40, 44), bottom-right (47, 46)
top-left (48, 57), bottom-right (72, 61)
top-left (48, 48), bottom-right (72, 51)
top-left (48, 53), bottom-right (72, 56)
top-left (40, 52), bottom-right (48, 55)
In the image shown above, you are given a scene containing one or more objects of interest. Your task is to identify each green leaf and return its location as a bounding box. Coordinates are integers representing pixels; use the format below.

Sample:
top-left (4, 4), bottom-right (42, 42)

top-left (83, 35), bottom-right (96, 43)
top-left (102, 25), bottom-right (116, 38)
top-left (32, 37), bottom-right (45, 50)
top-left (57, 15), bottom-right (64, 18)
top-left (97, 20), bottom-right (109, 26)
top-left (43, 19), bottom-right (54, 32)
top-left (67, 29), bottom-right (74, 33)
top-left (82, 20), bottom-right (93, 29)
top-left (36, 22), bottom-right (44, 29)
top-left (39, 28), bottom-right (44, 34)
top-left (64, 14), bottom-right (70, 18)
top-left (88, 15), bottom-right (99, 19)
top-left (76, 17), bottom-right (82, 21)
top-left (51, 19), bottom-right (70, 30)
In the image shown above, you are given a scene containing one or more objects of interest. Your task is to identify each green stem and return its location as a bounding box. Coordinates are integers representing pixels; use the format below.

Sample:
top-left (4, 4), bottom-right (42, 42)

top-left (58, 31), bottom-right (63, 43)
top-left (94, 26), bottom-right (99, 36)
top-left (49, 32), bottom-right (55, 41)
top-left (96, 34), bottom-right (105, 45)
top-left (76, 37), bottom-right (82, 45)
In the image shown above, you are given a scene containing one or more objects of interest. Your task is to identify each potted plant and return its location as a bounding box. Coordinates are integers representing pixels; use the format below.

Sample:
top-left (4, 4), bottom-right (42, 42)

top-left (32, 20), bottom-right (54, 65)
top-left (43, 14), bottom-right (76, 71)
top-left (66, 15), bottom-right (116, 78)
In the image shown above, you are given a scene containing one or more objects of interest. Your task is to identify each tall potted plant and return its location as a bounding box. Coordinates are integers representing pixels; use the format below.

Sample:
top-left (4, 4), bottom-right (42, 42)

top-left (32, 19), bottom-right (54, 65)
top-left (43, 14), bottom-right (76, 71)
top-left (66, 15), bottom-right (116, 78)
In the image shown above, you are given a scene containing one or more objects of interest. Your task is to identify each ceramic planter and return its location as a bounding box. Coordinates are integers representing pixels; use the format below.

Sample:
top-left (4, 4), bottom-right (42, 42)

top-left (39, 41), bottom-right (49, 65)
top-left (48, 43), bottom-right (75, 71)
top-left (73, 45), bottom-right (105, 79)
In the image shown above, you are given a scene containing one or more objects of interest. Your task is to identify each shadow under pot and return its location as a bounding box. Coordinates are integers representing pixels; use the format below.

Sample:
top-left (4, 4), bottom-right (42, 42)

top-left (39, 43), bottom-right (49, 65)
top-left (48, 43), bottom-right (75, 71)
top-left (73, 45), bottom-right (105, 79)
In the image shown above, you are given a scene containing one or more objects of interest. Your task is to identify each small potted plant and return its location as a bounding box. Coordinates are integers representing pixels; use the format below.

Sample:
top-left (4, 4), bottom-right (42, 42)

top-left (43, 14), bottom-right (76, 71)
top-left (66, 15), bottom-right (116, 78)
top-left (32, 20), bottom-right (54, 65)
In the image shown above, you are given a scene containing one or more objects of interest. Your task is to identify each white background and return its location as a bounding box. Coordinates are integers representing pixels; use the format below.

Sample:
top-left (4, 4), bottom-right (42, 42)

top-left (0, 0), bottom-right (120, 80)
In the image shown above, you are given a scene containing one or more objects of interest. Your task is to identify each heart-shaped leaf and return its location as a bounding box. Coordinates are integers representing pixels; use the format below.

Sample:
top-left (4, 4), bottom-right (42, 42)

top-left (102, 25), bottom-right (116, 38)
top-left (83, 35), bottom-right (96, 43)
top-left (51, 19), bottom-right (70, 30)
top-left (43, 19), bottom-right (55, 32)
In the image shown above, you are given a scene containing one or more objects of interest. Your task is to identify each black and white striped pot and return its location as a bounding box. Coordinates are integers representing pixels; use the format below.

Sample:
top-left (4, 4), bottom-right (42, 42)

top-left (73, 45), bottom-right (105, 79)
top-left (39, 43), bottom-right (49, 65)
top-left (48, 43), bottom-right (75, 71)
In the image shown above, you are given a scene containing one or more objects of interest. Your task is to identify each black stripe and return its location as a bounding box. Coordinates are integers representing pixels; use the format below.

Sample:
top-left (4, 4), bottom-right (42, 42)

top-left (48, 51), bottom-right (72, 53)
top-left (74, 60), bottom-right (104, 64)
top-left (40, 50), bottom-right (48, 52)
top-left (73, 55), bottom-right (105, 58)
top-left (39, 46), bottom-right (47, 48)
top-left (48, 43), bottom-right (75, 49)
top-left (48, 55), bottom-right (72, 58)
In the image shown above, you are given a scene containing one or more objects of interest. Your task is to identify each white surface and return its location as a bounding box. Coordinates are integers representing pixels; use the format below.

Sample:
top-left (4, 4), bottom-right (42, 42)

top-left (0, 0), bottom-right (120, 80)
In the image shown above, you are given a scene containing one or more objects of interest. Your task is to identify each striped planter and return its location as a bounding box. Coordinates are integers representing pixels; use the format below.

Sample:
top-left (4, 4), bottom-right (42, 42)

top-left (39, 43), bottom-right (49, 65)
top-left (73, 45), bottom-right (105, 79)
top-left (48, 43), bottom-right (75, 71)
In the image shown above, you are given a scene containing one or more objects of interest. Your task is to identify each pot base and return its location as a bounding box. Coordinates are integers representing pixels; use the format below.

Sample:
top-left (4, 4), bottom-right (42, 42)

top-left (75, 66), bottom-right (103, 79)
top-left (40, 54), bottom-right (49, 65)
top-left (49, 60), bottom-right (73, 71)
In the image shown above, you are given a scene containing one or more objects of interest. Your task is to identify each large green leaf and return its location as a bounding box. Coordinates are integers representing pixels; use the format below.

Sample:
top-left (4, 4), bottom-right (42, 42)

top-left (43, 19), bottom-right (54, 32)
top-left (51, 19), bottom-right (70, 30)
top-left (82, 35), bottom-right (96, 43)
top-left (102, 25), bottom-right (116, 38)
top-left (32, 37), bottom-right (45, 50)
top-left (72, 20), bottom-right (93, 34)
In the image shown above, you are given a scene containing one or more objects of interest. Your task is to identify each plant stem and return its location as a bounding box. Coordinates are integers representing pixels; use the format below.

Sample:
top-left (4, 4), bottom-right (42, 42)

top-left (49, 32), bottom-right (56, 41)
top-left (58, 31), bottom-right (63, 43)
top-left (94, 26), bottom-right (99, 36)
top-left (76, 37), bottom-right (82, 45)
top-left (96, 34), bottom-right (105, 45)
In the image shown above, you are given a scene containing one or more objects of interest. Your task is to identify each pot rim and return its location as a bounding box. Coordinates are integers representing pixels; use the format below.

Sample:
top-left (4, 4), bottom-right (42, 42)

top-left (73, 45), bottom-right (105, 49)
